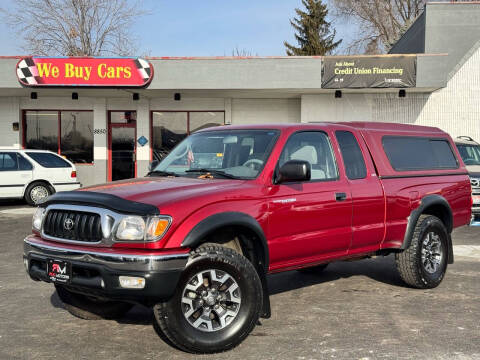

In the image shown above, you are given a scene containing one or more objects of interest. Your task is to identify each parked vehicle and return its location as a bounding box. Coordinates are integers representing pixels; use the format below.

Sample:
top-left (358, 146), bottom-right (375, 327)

top-left (24, 123), bottom-right (471, 353)
top-left (0, 149), bottom-right (80, 205)
top-left (455, 136), bottom-right (480, 225)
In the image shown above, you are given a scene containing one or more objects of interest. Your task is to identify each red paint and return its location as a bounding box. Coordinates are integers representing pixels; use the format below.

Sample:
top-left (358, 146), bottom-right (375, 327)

top-left (16, 57), bottom-right (153, 87)
top-left (37, 122), bottom-right (472, 273)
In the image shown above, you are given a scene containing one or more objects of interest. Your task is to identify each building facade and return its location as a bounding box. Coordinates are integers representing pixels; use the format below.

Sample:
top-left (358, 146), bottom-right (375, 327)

top-left (0, 2), bottom-right (478, 187)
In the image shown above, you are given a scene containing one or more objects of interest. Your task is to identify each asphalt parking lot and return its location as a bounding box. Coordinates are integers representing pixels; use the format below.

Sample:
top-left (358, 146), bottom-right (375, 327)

top-left (1, 202), bottom-right (479, 360)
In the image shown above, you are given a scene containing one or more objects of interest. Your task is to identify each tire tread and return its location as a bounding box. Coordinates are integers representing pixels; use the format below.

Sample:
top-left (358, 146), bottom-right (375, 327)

top-left (154, 244), bottom-right (262, 353)
top-left (395, 214), bottom-right (446, 289)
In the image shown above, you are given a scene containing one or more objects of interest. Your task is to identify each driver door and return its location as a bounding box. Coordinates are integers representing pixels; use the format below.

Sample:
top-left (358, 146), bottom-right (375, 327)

top-left (267, 131), bottom-right (352, 271)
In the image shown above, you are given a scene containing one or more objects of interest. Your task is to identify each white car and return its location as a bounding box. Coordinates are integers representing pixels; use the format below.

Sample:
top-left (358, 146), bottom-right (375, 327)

top-left (0, 149), bottom-right (81, 205)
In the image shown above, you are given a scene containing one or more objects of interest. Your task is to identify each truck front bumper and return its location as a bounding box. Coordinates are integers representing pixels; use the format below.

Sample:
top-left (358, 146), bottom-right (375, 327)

top-left (23, 237), bottom-right (189, 305)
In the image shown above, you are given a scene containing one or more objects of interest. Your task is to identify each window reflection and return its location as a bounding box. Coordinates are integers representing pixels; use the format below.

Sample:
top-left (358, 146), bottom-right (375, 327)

top-left (25, 111), bottom-right (58, 153)
top-left (61, 111), bottom-right (93, 163)
top-left (151, 111), bottom-right (225, 162)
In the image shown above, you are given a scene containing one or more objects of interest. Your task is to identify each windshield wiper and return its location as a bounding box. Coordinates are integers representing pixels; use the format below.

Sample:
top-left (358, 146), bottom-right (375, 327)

top-left (147, 170), bottom-right (179, 177)
top-left (185, 168), bottom-right (239, 179)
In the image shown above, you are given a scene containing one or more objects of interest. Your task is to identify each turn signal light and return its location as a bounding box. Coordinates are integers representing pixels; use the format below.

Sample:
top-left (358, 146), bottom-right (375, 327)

top-left (145, 216), bottom-right (171, 240)
top-left (71, 171), bottom-right (77, 178)
top-left (119, 276), bottom-right (145, 289)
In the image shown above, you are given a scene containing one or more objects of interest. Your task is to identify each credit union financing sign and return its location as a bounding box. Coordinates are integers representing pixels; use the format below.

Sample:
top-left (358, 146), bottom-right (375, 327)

top-left (322, 55), bottom-right (416, 89)
top-left (16, 57), bottom-right (153, 87)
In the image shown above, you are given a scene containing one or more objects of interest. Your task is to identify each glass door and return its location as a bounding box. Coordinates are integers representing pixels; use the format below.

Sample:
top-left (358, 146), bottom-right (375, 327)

top-left (108, 111), bottom-right (137, 181)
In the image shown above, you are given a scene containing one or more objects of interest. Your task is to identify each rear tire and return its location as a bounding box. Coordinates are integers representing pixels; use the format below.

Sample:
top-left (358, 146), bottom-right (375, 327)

top-left (153, 245), bottom-right (263, 353)
top-left (395, 215), bottom-right (448, 289)
top-left (25, 181), bottom-right (52, 206)
top-left (55, 285), bottom-right (133, 320)
top-left (297, 263), bottom-right (328, 274)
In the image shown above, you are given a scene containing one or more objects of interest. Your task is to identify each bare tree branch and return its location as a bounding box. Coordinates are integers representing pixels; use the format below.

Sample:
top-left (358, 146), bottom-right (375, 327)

top-left (0, 0), bottom-right (148, 56)
top-left (330, 0), bottom-right (427, 54)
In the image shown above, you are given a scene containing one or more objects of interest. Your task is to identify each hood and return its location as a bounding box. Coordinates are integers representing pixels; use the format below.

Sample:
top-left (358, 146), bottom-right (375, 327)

top-left (466, 165), bottom-right (480, 178)
top-left (81, 176), bottom-right (248, 208)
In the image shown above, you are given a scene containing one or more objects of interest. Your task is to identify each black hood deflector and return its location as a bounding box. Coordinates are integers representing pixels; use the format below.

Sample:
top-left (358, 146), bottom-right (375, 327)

top-left (40, 191), bottom-right (160, 216)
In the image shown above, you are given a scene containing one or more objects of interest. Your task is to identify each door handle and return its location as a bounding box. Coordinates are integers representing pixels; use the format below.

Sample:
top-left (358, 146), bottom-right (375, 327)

top-left (335, 192), bottom-right (347, 201)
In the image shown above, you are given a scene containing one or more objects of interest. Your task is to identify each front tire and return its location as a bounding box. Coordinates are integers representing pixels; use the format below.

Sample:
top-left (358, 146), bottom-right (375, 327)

top-left (395, 215), bottom-right (448, 289)
top-left (153, 245), bottom-right (263, 353)
top-left (55, 285), bottom-right (133, 320)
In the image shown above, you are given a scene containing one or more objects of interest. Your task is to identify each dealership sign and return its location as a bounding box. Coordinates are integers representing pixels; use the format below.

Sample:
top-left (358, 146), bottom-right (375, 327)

top-left (322, 55), bottom-right (416, 89)
top-left (16, 57), bottom-right (153, 87)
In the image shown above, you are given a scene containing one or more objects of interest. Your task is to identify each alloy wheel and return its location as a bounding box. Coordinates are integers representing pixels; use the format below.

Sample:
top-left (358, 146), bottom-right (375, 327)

top-left (421, 231), bottom-right (443, 274)
top-left (181, 268), bottom-right (241, 332)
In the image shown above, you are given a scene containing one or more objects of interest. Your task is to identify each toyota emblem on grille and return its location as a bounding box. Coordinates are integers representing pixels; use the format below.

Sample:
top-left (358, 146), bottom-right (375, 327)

top-left (471, 179), bottom-right (479, 187)
top-left (64, 218), bottom-right (75, 231)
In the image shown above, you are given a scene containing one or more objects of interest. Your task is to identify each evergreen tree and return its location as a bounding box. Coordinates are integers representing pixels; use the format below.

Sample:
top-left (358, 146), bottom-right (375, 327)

top-left (284, 0), bottom-right (341, 56)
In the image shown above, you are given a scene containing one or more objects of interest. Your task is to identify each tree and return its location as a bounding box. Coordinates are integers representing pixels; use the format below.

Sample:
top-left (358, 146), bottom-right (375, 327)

top-left (0, 0), bottom-right (147, 56)
top-left (284, 0), bottom-right (342, 56)
top-left (330, 0), bottom-right (427, 54)
top-left (231, 46), bottom-right (258, 57)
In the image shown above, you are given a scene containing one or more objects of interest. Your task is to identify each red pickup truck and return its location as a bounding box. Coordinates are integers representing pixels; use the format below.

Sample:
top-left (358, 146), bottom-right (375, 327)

top-left (24, 122), bottom-right (471, 353)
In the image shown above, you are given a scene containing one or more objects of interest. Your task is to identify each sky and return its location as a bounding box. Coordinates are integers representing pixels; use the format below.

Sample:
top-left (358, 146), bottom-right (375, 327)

top-left (0, 0), bottom-right (355, 57)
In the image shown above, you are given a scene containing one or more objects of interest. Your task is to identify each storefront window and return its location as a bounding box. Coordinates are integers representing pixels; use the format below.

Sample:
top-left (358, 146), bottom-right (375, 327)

top-left (152, 112), bottom-right (188, 161)
top-left (151, 111), bottom-right (224, 162)
top-left (190, 112), bottom-right (225, 133)
top-left (24, 111), bottom-right (58, 153)
top-left (60, 111), bottom-right (94, 164)
top-left (24, 110), bottom-right (93, 164)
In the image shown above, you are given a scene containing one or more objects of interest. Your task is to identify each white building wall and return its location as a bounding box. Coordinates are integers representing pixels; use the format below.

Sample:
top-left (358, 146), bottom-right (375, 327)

top-left (232, 99), bottom-right (301, 124)
top-left (301, 46), bottom-right (480, 141)
top-left (0, 97), bottom-right (20, 149)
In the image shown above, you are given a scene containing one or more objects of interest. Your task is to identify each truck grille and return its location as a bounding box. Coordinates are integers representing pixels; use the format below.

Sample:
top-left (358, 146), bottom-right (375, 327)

top-left (471, 178), bottom-right (480, 195)
top-left (43, 210), bottom-right (102, 242)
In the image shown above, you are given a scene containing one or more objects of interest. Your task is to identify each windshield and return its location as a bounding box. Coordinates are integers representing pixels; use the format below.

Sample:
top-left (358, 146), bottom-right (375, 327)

top-left (152, 129), bottom-right (279, 179)
top-left (457, 144), bottom-right (480, 166)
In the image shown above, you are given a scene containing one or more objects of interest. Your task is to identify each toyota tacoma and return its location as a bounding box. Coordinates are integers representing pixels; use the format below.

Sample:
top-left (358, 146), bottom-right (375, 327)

top-left (24, 122), bottom-right (471, 353)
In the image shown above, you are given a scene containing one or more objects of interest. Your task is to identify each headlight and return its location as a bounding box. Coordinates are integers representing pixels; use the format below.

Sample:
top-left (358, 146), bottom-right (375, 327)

top-left (116, 216), bottom-right (146, 241)
top-left (115, 215), bottom-right (171, 241)
top-left (32, 207), bottom-right (45, 231)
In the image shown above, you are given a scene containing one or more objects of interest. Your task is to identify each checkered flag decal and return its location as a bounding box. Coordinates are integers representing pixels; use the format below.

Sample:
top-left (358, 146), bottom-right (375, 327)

top-left (17, 57), bottom-right (41, 85)
top-left (134, 58), bottom-right (152, 82)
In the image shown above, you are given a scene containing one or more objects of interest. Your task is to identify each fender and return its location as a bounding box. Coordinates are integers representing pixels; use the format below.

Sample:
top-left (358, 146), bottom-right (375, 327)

top-left (182, 211), bottom-right (271, 318)
top-left (402, 194), bottom-right (454, 264)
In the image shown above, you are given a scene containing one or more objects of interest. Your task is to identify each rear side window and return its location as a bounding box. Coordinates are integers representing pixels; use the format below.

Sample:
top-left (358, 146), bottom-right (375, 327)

top-left (0, 153), bottom-right (18, 171)
top-left (26, 152), bottom-right (71, 168)
top-left (336, 131), bottom-right (367, 180)
top-left (382, 136), bottom-right (458, 171)
top-left (18, 154), bottom-right (33, 170)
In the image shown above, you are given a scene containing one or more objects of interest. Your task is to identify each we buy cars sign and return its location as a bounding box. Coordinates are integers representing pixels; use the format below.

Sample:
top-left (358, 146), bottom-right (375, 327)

top-left (16, 57), bottom-right (153, 87)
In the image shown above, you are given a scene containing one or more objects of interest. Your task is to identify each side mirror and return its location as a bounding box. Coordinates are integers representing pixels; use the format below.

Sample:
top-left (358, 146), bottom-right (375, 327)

top-left (149, 160), bottom-right (160, 171)
top-left (275, 160), bottom-right (311, 184)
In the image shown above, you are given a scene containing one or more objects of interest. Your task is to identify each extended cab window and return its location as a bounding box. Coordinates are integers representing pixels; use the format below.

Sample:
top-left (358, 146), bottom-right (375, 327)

top-left (26, 152), bottom-right (71, 168)
top-left (336, 131), bottom-right (367, 180)
top-left (279, 131), bottom-right (338, 181)
top-left (0, 153), bottom-right (18, 171)
top-left (382, 136), bottom-right (458, 171)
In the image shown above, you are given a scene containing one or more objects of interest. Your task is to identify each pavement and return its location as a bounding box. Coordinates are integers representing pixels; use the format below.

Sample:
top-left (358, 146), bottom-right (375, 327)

top-left (0, 201), bottom-right (479, 360)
